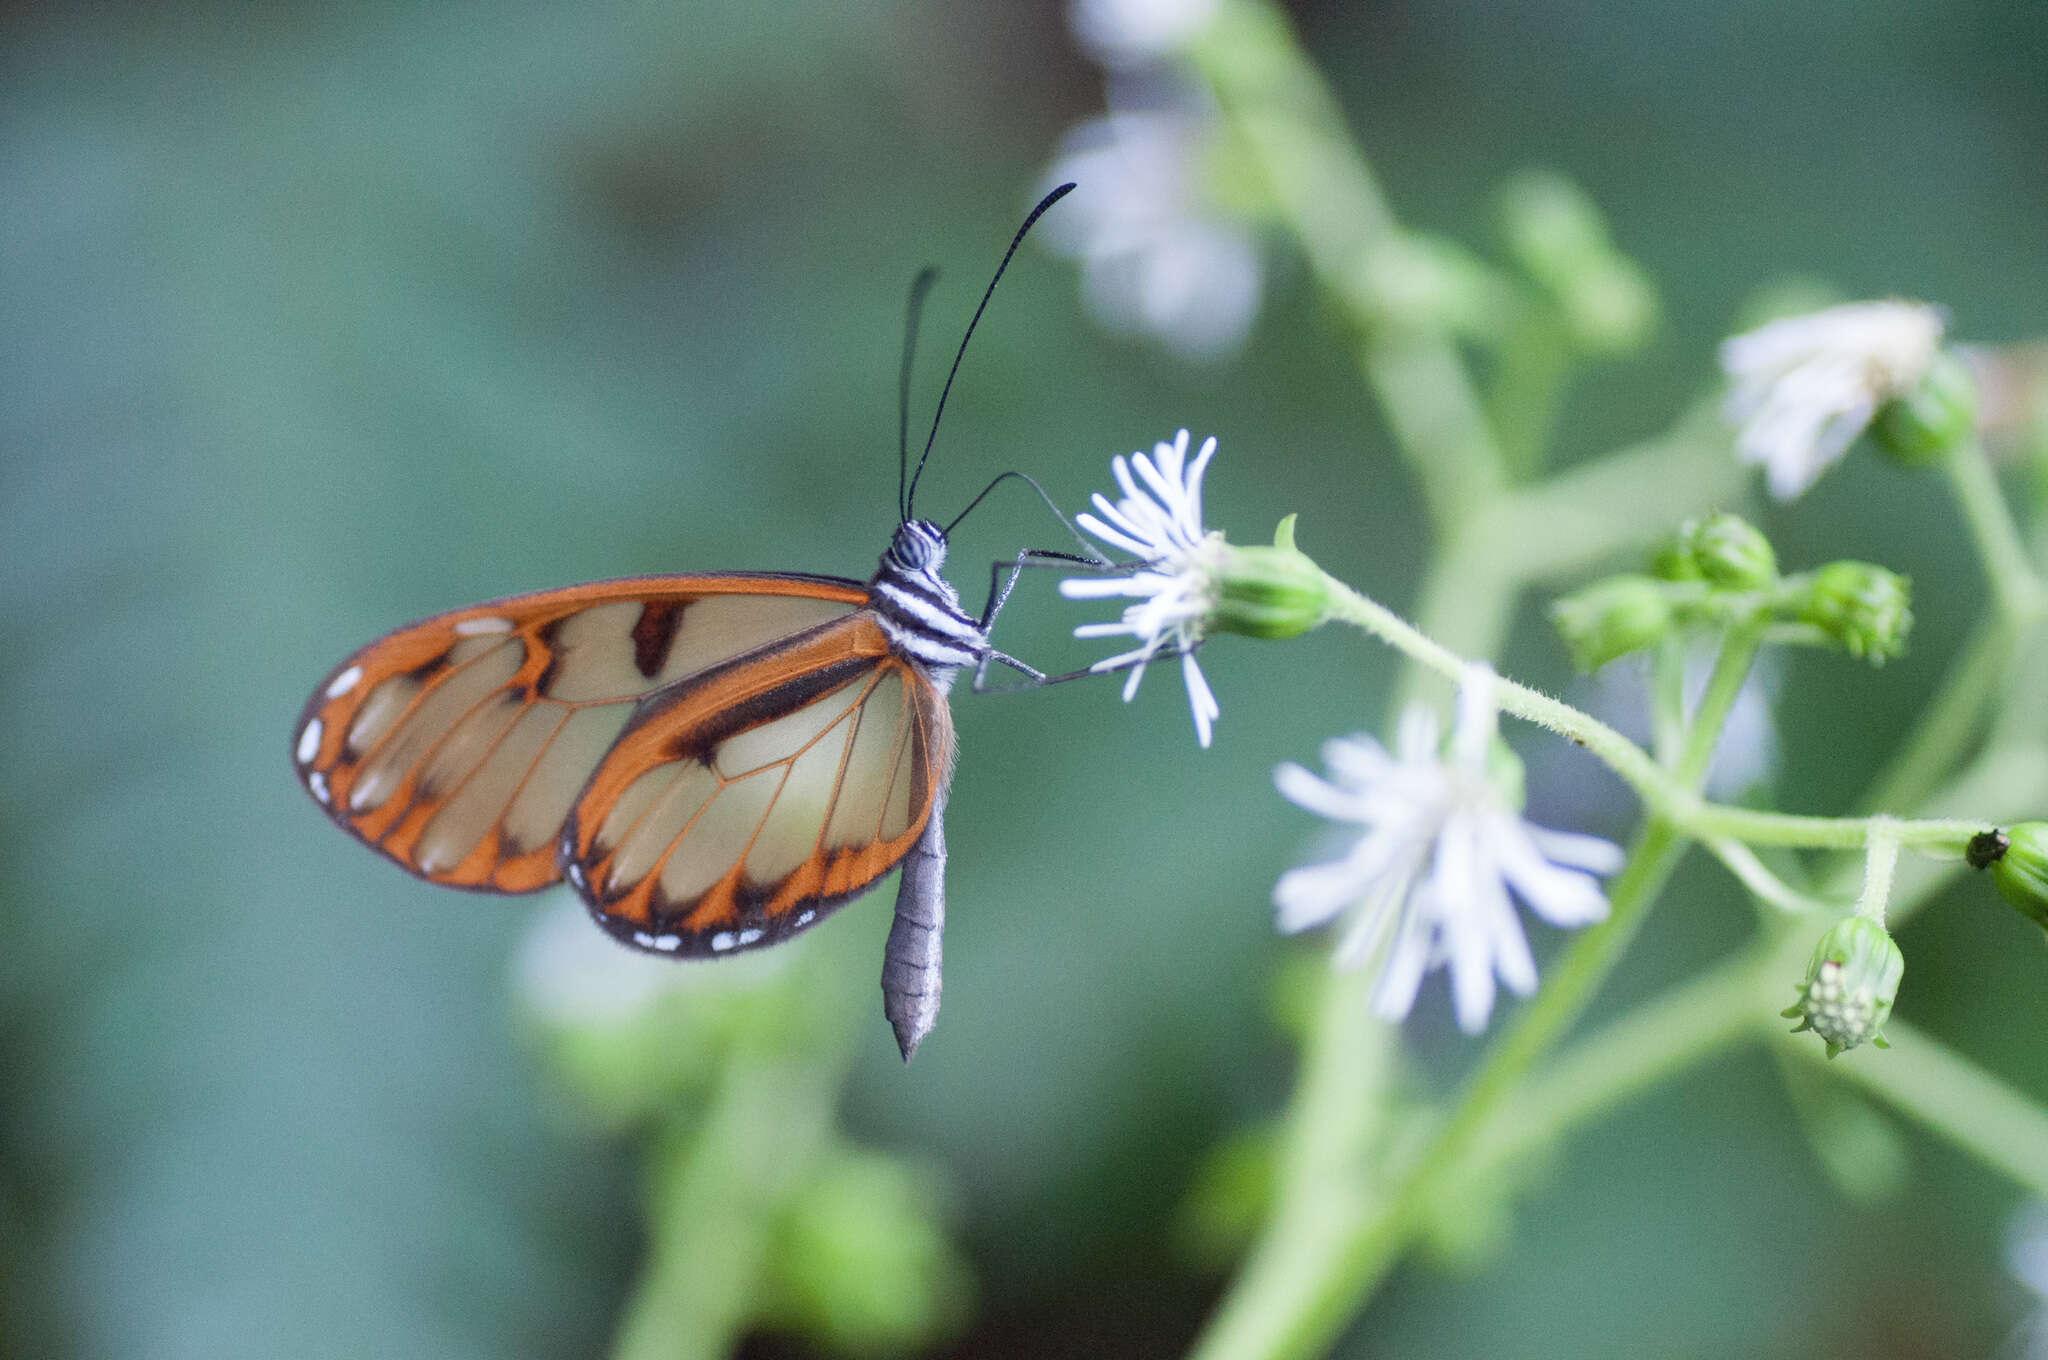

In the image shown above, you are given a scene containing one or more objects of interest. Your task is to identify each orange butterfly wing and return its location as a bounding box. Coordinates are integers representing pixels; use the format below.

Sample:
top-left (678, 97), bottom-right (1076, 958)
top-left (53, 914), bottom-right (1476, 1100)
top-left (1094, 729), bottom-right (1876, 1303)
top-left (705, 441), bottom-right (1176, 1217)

top-left (559, 612), bottom-right (955, 956)
top-left (292, 574), bottom-right (869, 893)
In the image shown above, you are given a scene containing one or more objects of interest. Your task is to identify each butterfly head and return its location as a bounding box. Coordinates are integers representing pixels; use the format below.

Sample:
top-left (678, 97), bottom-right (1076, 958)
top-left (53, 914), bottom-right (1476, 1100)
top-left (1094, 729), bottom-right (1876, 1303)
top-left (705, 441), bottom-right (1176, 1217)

top-left (885, 518), bottom-right (949, 574)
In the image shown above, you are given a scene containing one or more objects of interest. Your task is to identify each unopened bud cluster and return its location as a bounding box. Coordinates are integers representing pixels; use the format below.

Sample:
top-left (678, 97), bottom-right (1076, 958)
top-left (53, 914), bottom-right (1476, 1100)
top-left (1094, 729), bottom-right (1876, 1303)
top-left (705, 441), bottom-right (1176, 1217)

top-left (1783, 916), bottom-right (1903, 1059)
top-left (1795, 561), bottom-right (1913, 664)
top-left (1550, 511), bottom-right (1912, 670)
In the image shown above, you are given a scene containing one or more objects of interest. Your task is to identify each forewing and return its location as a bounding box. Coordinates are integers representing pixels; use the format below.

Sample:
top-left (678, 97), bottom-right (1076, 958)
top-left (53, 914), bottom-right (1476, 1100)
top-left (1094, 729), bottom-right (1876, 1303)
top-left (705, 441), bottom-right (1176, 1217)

top-left (561, 613), bottom-right (956, 956)
top-left (292, 574), bottom-right (867, 892)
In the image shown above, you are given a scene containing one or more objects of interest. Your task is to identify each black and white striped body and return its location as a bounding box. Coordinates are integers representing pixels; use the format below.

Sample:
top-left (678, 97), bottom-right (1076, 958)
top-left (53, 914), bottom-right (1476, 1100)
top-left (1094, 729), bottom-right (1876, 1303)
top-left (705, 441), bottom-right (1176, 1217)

top-left (869, 518), bottom-right (983, 1059)
top-left (867, 518), bottom-right (988, 681)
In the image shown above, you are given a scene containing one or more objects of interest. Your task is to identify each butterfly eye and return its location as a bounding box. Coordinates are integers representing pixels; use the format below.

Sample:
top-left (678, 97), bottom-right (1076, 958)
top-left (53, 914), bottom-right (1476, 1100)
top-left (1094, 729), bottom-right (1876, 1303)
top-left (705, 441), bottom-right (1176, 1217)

top-left (889, 520), bottom-right (947, 571)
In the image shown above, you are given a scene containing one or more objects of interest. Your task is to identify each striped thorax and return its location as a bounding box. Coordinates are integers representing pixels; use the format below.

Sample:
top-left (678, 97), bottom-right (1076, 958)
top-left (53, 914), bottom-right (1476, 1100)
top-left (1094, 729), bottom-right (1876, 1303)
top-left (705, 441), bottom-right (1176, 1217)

top-left (868, 519), bottom-right (987, 678)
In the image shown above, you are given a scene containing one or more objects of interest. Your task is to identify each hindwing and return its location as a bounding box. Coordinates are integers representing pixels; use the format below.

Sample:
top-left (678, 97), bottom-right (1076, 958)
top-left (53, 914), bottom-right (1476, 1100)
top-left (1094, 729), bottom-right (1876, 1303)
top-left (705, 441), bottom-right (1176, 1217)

top-left (560, 613), bottom-right (955, 956)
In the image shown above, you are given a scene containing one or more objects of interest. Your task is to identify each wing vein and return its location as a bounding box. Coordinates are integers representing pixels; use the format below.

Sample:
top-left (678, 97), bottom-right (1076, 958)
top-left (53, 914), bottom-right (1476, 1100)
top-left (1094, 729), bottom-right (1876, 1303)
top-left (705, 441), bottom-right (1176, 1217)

top-left (351, 634), bottom-right (517, 773)
top-left (812, 674), bottom-right (875, 862)
top-left (871, 668), bottom-right (917, 844)
top-left (370, 677), bottom-right (529, 845)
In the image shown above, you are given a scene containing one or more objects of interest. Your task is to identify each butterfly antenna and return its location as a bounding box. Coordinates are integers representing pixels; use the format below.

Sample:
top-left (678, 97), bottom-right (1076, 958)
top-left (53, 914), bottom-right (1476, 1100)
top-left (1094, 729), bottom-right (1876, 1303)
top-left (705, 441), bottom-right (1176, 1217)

top-left (897, 267), bottom-right (940, 523)
top-left (904, 181), bottom-right (1075, 519)
top-left (945, 469), bottom-right (1107, 564)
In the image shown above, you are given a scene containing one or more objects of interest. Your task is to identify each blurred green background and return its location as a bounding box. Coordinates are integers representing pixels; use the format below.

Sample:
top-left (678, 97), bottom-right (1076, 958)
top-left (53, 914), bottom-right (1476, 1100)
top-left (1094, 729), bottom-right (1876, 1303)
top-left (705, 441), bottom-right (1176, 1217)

top-left (5, 1), bottom-right (2048, 1356)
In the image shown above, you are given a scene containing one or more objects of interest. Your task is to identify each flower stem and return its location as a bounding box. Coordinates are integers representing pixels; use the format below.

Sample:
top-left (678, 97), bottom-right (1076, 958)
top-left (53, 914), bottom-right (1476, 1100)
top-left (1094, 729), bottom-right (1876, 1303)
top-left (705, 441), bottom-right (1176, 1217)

top-left (1190, 820), bottom-right (1691, 1360)
top-left (1704, 837), bottom-right (1836, 914)
top-left (1190, 0), bottom-right (1506, 525)
top-left (1320, 573), bottom-right (1986, 858)
top-left (1465, 946), bottom-right (1770, 1179)
top-left (1852, 817), bottom-right (1901, 925)
top-left (612, 1051), bottom-right (837, 1360)
top-left (1185, 968), bottom-right (1396, 1360)
top-left (1651, 637), bottom-right (1686, 768)
top-left (1673, 618), bottom-right (1762, 788)
top-left (1947, 437), bottom-right (2048, 624)
top-left (1486, 309), bottom-right (1572, 480)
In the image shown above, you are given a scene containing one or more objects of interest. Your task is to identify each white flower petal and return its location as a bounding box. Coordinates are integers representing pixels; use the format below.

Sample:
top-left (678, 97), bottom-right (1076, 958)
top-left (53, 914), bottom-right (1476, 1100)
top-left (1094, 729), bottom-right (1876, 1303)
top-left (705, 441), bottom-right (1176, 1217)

top-left (1186, 435), bottom-right (1217, 530)
top-left (1273, 763), bottom-right (1365, 822)
top-left (1181, 650), bottom-right (1217, 747)
top-left (1393, 706), bottom-right (1441, 764)
top-left (1368, 891), bottom-right (1435, 1023)
top-left (1526, 826), bottom-right (1627, 876)
top-left (1073, 509), bottom-right (1152, 558)
top-left (1062, 576), bottom-right (1157, 601)
top-left (1274, 860), bottom-right (1363, 933)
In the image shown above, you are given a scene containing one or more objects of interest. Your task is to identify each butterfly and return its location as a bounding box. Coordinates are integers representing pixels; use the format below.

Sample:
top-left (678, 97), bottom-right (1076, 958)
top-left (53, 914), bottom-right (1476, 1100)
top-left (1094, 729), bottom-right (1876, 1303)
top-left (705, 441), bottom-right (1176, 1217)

top-left (291, 186), bottom-right (1102, 1060)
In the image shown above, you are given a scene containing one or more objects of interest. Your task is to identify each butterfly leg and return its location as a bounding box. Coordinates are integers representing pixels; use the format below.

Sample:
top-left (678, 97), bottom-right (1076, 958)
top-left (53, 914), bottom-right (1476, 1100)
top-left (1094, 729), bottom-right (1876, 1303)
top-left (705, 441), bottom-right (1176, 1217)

top-left (970, 642), bottom-right (1199, 694)
top-left (970, 549), bottom-right (1180, 694)
top-left (882, 786), bottom-right (947, 1062)
top-left (977, 547), bottom-right (1118, 632)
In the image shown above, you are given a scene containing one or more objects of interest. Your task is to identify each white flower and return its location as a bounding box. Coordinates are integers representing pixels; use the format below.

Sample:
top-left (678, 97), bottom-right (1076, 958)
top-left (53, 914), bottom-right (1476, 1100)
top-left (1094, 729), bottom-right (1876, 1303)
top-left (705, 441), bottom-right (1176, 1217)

top-left (1720, 300), bottom-right (1944, 500)
top-left (1039, 95), bottom-right (1261, 361)
top-left (1061, 428), bottom-right (1224, 747)
top-left (1070, 0), bottom-right (1221, 69)
top-left (1272, 666), bottom-right (1624, 1033)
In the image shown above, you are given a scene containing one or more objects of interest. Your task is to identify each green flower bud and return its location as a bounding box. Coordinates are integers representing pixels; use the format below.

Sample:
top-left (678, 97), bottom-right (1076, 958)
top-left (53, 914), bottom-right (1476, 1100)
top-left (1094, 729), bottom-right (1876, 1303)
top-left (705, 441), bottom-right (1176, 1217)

top-left (1782, 916), bottom-right (1904, 1058)
top-left (1549, 575), bottom-right (1673, 671)
top-left (1208, 516), bottom-right (1332, 640)
top-left (1498, 171), bottom-right (1611, 280)
top-left (1560, 259), bottom-right (1658, 356)
top-left (1971, 823), bottom-right (2048, 933)
top-left (1871, 349), bottom-right (1977, 466)
top-left (1682, 512), bottom-right (1778, 590)
top-left (1797, 561), bottom-right (1912, 664)
top-left (1648, 535), bottom-right (1703, 582)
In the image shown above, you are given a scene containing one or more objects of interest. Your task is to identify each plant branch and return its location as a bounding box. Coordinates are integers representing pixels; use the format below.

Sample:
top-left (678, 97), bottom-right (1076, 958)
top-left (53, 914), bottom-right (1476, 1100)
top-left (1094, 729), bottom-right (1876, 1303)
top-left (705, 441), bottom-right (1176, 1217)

top-left (1777, 1014), bottom-right (2048, 1196)
top-left (1947, 438), bottom-right (2048, 624)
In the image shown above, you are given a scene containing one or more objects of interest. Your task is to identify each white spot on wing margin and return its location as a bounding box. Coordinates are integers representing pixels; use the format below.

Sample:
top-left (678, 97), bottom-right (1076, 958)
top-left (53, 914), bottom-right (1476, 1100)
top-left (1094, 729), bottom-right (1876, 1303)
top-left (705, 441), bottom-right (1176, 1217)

top-left (326, 664), bottom-right (363, 698)
top-left (297, 718), bottom-right (323, 764)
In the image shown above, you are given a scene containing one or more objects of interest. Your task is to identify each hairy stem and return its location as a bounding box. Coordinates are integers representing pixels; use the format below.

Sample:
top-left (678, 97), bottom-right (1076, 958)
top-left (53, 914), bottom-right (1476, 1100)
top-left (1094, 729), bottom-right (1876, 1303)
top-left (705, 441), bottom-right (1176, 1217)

top-left (1321, 574), bottom-right (1986, 857)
